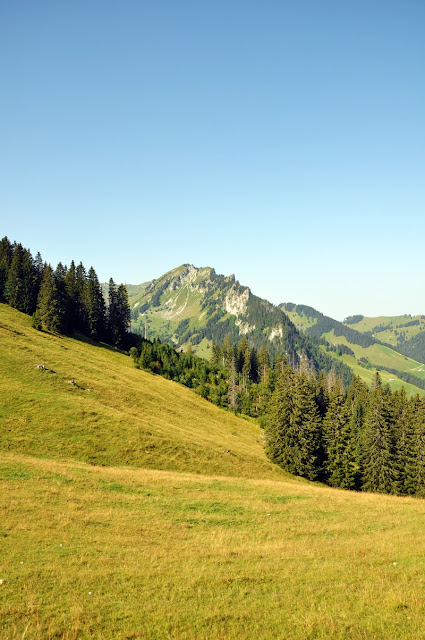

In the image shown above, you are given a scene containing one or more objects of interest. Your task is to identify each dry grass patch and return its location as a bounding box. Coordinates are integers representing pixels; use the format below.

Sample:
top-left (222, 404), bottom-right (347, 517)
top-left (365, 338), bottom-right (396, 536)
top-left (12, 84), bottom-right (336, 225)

top-left (2, 454), bottom-right (425, 639)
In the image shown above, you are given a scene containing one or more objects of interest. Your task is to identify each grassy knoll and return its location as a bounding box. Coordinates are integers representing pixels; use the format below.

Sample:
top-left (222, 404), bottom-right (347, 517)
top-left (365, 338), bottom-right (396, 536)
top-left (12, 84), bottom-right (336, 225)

top-left (3, 304), bottom-right (425, 638)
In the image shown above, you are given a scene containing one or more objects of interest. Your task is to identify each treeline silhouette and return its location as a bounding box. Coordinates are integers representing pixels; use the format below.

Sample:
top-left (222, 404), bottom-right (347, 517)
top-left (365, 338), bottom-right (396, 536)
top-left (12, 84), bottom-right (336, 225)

top-left (0, 236), bottom-right (130, 347)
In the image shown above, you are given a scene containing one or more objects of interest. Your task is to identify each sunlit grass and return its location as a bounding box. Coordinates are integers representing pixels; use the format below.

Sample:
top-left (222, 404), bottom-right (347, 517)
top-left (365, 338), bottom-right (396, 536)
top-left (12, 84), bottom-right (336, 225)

top-left (2, 303), bottom-right (425, 639)
top-left (2, 453), bottom-right (425, 639)
top-left (0, 304), bottom-right (281, 479)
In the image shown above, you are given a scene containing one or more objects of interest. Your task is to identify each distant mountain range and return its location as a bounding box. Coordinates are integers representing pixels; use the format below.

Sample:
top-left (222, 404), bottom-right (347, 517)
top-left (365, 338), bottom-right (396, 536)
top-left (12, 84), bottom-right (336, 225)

top-left (127, 264), bottom-right (425, 395)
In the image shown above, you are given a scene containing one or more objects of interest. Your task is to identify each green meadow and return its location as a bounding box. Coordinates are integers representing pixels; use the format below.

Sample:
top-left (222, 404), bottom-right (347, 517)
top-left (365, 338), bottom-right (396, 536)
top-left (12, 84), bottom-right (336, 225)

top-left (2, 304), bottom-right (425, 639)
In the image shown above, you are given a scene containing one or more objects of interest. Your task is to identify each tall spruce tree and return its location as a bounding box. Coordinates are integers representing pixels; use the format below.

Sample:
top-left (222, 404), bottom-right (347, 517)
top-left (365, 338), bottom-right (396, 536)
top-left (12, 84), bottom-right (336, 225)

top-left (413, 396), bottom-right (425, 496)
top-left (323, 385), bottom-right (356, 489)
top-left (75, 262), bottom-right (88, 332)
top-left (0, 236), bottom-right (13, 300)
top-left (21, 248), bottom-right (38, 315)
top-left (237, 336), bottom-right (251, 391)
top-left (290, 372), bottom-right (323, 480)
top-left (37, 264), bottom-right (65, 332)
top-left (4, 243), bottom-right (25, 311)
top-left (362, 381), bottom-right (394, 493)
top-left (391, 388), bottom-right (416, 495)
top-left (64, 260), bottom-right (79, 333)
top-left (54, 262), bottom-right (69, 333)
top-left (221, 335), bottom-right (234, 368)
top-left (107, 279), bottom-right (130, 347)
top-left (264, 365), bottom-right (296, 470)
top-left (85, 267), bottom-right (106, 341)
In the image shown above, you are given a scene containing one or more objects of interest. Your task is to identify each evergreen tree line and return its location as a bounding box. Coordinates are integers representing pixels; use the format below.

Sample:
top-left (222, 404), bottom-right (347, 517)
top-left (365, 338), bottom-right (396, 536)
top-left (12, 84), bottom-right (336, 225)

top-left (115, 325), bottom-right (425, 498)
top-left (131, 333), bottom-right (321, 419)
top-left (0, 236), bottom-right (130, 347)
top-left (130, 339), bottom-right (230, 406)
top-left (264, 367), bottom-right (425, 497)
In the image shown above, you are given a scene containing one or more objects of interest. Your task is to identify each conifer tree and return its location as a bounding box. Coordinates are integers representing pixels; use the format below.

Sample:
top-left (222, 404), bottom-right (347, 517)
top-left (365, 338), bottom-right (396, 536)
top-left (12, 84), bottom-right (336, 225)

top-left (250, 347), bottom-right (259, 384)
top-left (54, 262), bottom-right (69, 332)
top-left (211, 342), bottom-right (221, 366)
top-left (413, 396), bottom-right (425, 496)
top-left (237, 336), bottom-right (251, 391)
top-left (64, 260), bottom-right (79, 332)
top-left (362, 384), bottom-right (394, 493)
top-left (264, 366), bottom-right (295, 470)
top-left (4, 243), bottom-right (25, 310)
top-left (290, 372), bottom-right (323, 480)
top-left (33, 251), bottom-right (44, 292)
top-left (323, 386), bottom-right (356, 488)
top-left (107, 278), bottom-right (130, 347)
top-left (221, 335), bottom-right (234, 368)
top-left (258, 344), bottom-right (270, 384)
top-left (75, 262), bottom-right (89, 332)
top-left (85, 266), bottom-right (106, 341)
top-left (21, 248), bottom-right (38, 315)
top-left (228, 355), bottom-right (238, 412)
top-left (37, 264), bottom-right (65, 332)
top-left (391, 388), bottom-right (416, 495)
top-left (0, 236), bottom-right (13, 300)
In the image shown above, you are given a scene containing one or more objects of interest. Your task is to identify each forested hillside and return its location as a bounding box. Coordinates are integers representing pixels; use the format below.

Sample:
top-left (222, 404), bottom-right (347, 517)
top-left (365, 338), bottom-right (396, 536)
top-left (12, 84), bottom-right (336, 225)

top-left (281, 302), bottom-right (425, 396)
top-left (344, 314), bottom-right (425, 366)
top-left (0, 236), bottom-right (130, 347)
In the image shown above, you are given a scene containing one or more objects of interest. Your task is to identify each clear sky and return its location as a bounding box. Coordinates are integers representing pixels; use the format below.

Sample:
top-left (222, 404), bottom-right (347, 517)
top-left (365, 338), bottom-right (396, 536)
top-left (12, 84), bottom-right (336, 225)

top-left (1, 1), bottom-right (424, 320)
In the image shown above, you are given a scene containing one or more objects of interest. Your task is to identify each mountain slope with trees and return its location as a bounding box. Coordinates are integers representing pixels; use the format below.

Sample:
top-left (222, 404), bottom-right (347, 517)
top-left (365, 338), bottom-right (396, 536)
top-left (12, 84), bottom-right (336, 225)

top-left (128, 264), bottom-right (352, 384)
top-left (280, 302), bottom-right (425, 396)
top-left (343, 313), bottom-right (425, 366)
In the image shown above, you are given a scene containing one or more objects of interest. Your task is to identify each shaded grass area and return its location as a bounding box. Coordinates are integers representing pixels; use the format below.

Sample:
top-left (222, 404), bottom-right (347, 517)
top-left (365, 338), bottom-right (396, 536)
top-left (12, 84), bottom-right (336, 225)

top-left (2, 453), bottom-right (425, 639)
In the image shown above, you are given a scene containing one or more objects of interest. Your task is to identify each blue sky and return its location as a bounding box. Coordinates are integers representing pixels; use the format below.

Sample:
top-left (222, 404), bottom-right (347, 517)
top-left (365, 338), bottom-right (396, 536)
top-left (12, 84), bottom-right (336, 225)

top-left (1, 1), bottom-right (424, 320)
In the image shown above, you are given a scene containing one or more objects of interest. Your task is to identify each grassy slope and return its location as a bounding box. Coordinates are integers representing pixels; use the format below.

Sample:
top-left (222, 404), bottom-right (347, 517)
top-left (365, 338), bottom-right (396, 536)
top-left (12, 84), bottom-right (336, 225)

top-left (282, 308), bottom-right (319, 331)
top-left (0, 304), bottom-right (279, 479)
top-left (3, 304), bottom-right (425, 638)
top-left (3, 454), bottom-right (425, 639)
top-left (346, 315), bottom-right (425, 347)
top-left (322, 330), bottom-right (425, 395)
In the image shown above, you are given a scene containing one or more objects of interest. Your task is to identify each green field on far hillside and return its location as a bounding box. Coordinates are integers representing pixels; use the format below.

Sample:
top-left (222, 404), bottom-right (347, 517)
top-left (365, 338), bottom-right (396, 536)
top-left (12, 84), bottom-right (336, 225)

top-left (346, 314), bottom-right (425, 346)
top-left (321, 331), bottom-right (425, 396)
top-left (323, 330), bottom-right (424, 372)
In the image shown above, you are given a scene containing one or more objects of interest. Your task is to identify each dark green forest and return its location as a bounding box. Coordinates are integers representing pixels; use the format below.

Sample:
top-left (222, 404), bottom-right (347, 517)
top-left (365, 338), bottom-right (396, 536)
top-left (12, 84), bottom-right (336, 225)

top-left (0, 236), bottom-right (130, 347)
top-left (264, 367), bottom-right (425, 496)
